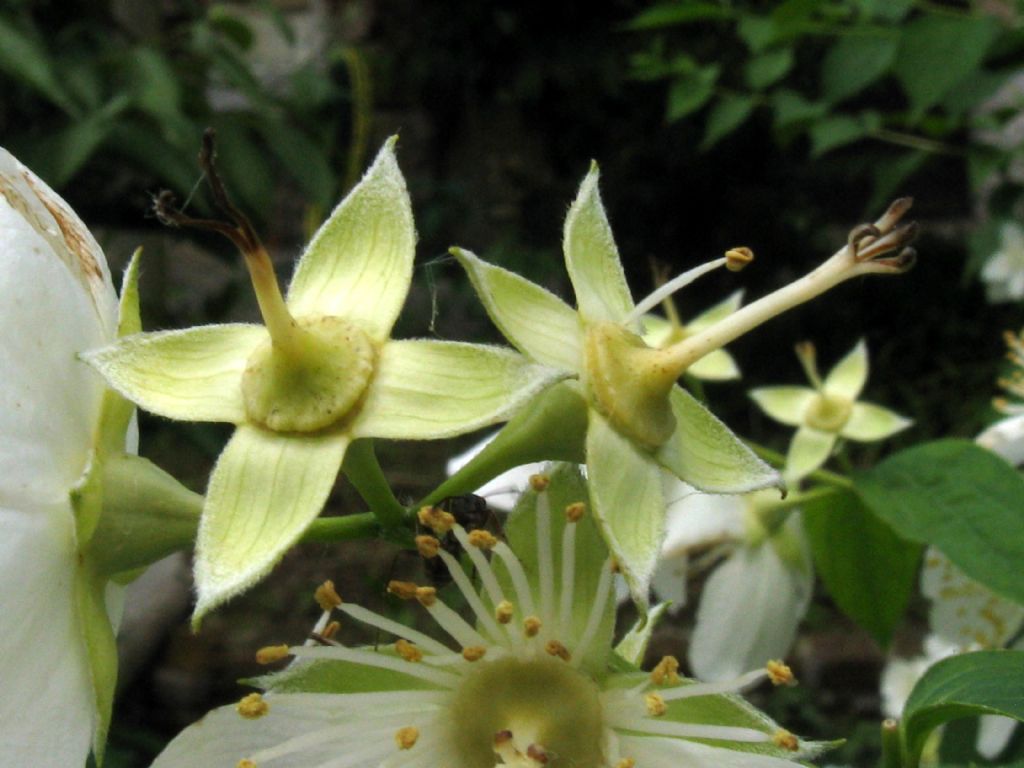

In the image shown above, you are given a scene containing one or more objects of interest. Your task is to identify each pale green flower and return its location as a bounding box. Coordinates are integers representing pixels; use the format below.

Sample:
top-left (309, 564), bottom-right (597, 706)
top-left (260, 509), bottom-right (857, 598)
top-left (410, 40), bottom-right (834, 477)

top-left (86, 138), bottom-right (562, 622)
top-left (452, 166), bottom-right (917, 611)
top-left (750, 340), bottom-right (911, 484)
top-left (641, 290), bottom-right (744, 381)
top-left (152, 464), bottom-right (826, 768)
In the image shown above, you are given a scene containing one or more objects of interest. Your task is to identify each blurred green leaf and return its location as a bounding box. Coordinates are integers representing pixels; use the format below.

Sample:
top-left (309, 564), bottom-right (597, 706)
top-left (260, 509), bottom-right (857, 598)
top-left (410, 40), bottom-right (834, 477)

top-left (802, 489), bottom-right (920, 648)
top-left (0, 15), bottom-right (74, 113)
top-left (868, 150), bottom-right (926, 212)
top-left (853, 0), bottom-right (913, 22)
top-left (745, 48), bottom-right (794, 90)
top-left (856, 439), bottom-right (1024, 605)
top-left (772, 89), bottom-right (827, 131)
top-left (809, 113), bottom-right (873, 156)
top-left (820, 32), bottom-right (899, 105)
top-left (901, 650), bottom-right (1024, 768)
top-left (701, 94), bottom-right (756, 149)
top-left (626, 2), bottom-right (733, 30)
top-left (125, 47), bottom-right (183, 123)
top-left (108, 122), bottom-right (203, 197)
top-left (666, 65), bottom-right (719, 122)
top-left (893, 15), bottom-right (998, 118)
top-left (737, 16), bottom-right (778, 53)
top-left (252, 119), bottom-right (336, 209)
top-left (210, 118), bottom-right (276, 219)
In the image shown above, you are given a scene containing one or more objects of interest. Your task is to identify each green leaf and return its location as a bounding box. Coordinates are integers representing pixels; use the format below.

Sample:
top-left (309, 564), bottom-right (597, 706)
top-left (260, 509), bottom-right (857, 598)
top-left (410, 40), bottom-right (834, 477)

top-left (901, 650), bottom-right (1024, 767)
top-left (802, 489), bottom-right (920, 647)
top-left (856, 439), bottom-right (1024, 605)
top-left (772, 89), bottom-right (827, 131)
top-left (75, 564), bottom-right (118, 765)
top-left (893, 15), bottom-right (998, 118)
top-left (253, 118), bottom-right (336, 210)
top-left (701, 94), bottom-right (756, 150)
top-left (666, 66), bottom-right (719, 122)
top-left (0, 16), bottom-right (73, 113)
top-left (626, 2), bottom-right (734, 30)
top-left (615, 602), bottom-right (670, 665)
top-left (808, 114), bottom-right (870, 156)
top-left (869, 150), bottom-right (927, 212)
top-left (745, 48), bottom-right (794, 91)
top-left (820, 32), bottom-right (899, 105)
top-left (737, 16), bottom-right (778, 53)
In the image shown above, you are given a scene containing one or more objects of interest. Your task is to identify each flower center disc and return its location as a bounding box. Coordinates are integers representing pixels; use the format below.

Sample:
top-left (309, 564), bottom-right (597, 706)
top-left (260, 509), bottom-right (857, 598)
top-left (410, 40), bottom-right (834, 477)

top-left (241, 315), bottom-right (375, 432)
top-left (804, 394), bottom-right (851, 432)
top-left (447, 656), bottom-right (605, 768)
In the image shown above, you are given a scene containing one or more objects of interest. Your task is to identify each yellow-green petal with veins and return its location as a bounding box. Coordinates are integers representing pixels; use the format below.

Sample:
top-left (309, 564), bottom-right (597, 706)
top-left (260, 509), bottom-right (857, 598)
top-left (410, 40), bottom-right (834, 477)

top-left (84, 324), bottom-right (267, 424)
top-left (193, 425), bottom-right (350, 622)
top-left (822, 338), bottom-right (868, 401)
top-left (657, 386), bottom-right (781, 493)
top-left (563, 163), bottom-right (634, 326)
top-left (286, 137), bottom-right (415, 343)
top-left (784, 426), bottom-right (837, 484)
top-left (452, 247), bottom-right (583, 372)
top-left (842, 402), bottom-right (913, 441)
top-left (350, 340), bottom-right (567, 440)
top-left (586, 412), bottom-right (665, 616)
top-left (749, 386), bottom-right (817, 428)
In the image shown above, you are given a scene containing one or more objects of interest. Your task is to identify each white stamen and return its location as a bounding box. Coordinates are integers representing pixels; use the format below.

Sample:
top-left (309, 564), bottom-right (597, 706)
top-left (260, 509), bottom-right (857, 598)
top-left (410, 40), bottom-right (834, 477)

top-left (289, 646), bottom-right (461, 689)
top-left (306, 609), bottom-right (334, 646)
top-left (435, 548), bottom-right (506, 643)
top-left (337, 604), bottom-right (451, 657)
top-left (536, 490), bottom-right (555, 624)
top-left (422, 597), bottom-right (489, 650)
top-left (571, 557), bottom-right (614, 666)
top-left (558, 521), bottom-right (577, 635)
top-left (277, 690), bottom-right (445, 714)
top-left (492, 542), bottom-right (538, 620)
top-left (626, 257), bottom-right (728, 324)
top-left (612, 716), bottom-right (772, 743)
top-left (451, 525), bottom-right (508, 609)
top-left (660, 668), bottom-right (768, 701)
top-left (380, 730), bottom-right (448, 768)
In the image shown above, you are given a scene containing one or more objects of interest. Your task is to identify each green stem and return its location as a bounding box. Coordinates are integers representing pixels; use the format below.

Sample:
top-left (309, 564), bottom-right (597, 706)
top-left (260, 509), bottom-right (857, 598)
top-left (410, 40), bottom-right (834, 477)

top-left (341, 439), bottom-right (409, 529)
top-left (867, 127), bottom-right (962, 157)
top-left (881, 718), bottom-right (904, 768)
top-left (746, 440), bottom-right (853, 489)
top-left (302, 512), bottom-right (380, 544)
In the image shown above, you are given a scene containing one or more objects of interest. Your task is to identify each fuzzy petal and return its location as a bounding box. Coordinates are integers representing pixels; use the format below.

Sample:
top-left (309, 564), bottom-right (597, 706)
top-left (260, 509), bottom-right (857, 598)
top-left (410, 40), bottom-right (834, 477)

top-left (657, 386), bottom-right (781, 493)
top-left (689, 531), bottom-right (812, 681)
top-left (453, 248), bottom-right (583, 371)
top-left (286, 138), bottom-right (415, 343)
top-left (783, 426), bottom-right (836, 483)
top-left (688, 348), bottom-right (741, 381)
top-left (350, 340), bottom-right (566, 440)
top-left (841, 402), bottom-right (912, 441)
top-left (822, 339), bottom-right (868, 401)
top-left (84, 325), bottom-right (266, 424)
top-left (618, 734), bottom-right (805, 768)
top-left (194, 425), bottom-right (349, 621)
top-left (0, 502), bottom-right (95, 766)
top-left (748, 387), bottom-right (816, 428)
top-left (563, 164), bottom-right (634, 325)
top-left (586, 412), bottom-right (664, 614)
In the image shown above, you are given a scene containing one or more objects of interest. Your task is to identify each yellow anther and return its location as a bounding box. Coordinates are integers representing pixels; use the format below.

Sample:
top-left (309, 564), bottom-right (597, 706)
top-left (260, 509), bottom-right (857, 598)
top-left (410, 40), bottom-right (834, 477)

top-left (773, 729), bottom-right (799, 751)
top-left (387, 580), bottom-right (420, 600)
top-left (416, 534), bottom-right (441, 558)
top-left (615, 759), bottom-right (635, 768)
top-left (496, 600), bottom-right (514, 624)
top-left (725, 246), bottom-right (754, 272)
top-left (255, 644), bottom-right (290, 665)
top-left (415, 586), bottom-right (438, 607)
top-left (395, 726), bottom-right (419, 750)
top-left (468, 529), bottom-right (498, 550)
top-left (314, 580), bottom-right (342, 611)
top-left (610, 558), bottom-right (622, 574)
top-left (650, 655), bottom-right (681, 685)
top-left (462, 645), bottom-right (487, 661)
top-left (529, 474), bottom-right (551, 491)
top-left (644, 692), bottom-right (667, 717)
top-left (236, 693), bottom-right (269, 720)
top-left (417, 505), bottom-right (455, 535)
top-left (396, 639), bottom-right (423, 663)
top-left (322, 620), bottom-right (341, 639)
top-left (766, 660), bottom-right (796, 687)
top-left (545, 639), bottom-right (571, 661)
top-left (565, 501), bottom-right (586, 522)
top-left (527, 743), bottom-right (550, 765)
top-left (523, 616), bottom-right (542, 637)
top-left (237, 760), bottom-right (257, 768)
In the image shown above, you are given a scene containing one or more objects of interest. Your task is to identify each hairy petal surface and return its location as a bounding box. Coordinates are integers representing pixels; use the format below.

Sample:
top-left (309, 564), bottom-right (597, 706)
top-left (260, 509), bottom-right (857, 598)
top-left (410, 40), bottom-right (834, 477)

top-left (84, 325), bottom-right (265, 424)
top-left (194, 426), bottom-right (350, 621)
top-left (287, 138), bottom-right (415, 342)
top-left (842, 402), bottom-right (912, 441)
top-left (784, 426), bottom-right (836, 484)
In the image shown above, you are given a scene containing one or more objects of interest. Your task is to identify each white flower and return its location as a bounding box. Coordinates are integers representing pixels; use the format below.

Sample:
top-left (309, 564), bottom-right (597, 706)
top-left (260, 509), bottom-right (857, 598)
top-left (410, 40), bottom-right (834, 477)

top-left (0, 149), bottom-right (124, 766)
top-left (153, 465), bottom-right (822, 768)
top-left (446, 433), bottom-right (548, 511)
top-left (654, 483), bottom-right (813, 682)
top-left (981, 222), bottom-right (1024, 304)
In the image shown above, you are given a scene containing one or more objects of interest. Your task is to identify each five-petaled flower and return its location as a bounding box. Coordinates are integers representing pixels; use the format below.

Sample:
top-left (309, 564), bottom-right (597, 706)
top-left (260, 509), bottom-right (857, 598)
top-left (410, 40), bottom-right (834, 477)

top-left (86, 138), bottom-right (563, 622)
top-left (151, 464), bottom-right (825, 768)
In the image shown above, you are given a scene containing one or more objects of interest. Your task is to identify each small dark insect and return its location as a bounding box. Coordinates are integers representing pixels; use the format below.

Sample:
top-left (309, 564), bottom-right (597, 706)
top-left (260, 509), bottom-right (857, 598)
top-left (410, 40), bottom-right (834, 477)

top-left (422, 494), bottom-right (495, 587)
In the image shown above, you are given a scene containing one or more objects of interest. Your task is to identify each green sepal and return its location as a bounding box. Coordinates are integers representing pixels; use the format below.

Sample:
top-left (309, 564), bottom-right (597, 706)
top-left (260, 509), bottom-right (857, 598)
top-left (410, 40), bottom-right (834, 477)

top-left (75, 561), bottom-right (117, 766)
top-left (615, 602), bottom-right (670, 666)
top-left (423, 382), bottom-right (587, 505)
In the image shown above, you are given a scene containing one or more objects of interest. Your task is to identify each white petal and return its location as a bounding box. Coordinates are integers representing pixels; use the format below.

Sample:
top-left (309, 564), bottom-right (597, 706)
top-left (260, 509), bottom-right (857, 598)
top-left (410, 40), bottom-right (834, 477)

top-left (617, 734), bottom-right (802, 768)
top-left (661, 479), bottom-right (745, 555)
top-left (0, 184), bottom-right (114, 506)
top-left (0, 501), bottom-right (94, 767)
top-left (976, 715), bottom-right (1017, 759)
top-left (649, 551), bottom-right (690, 611)
top-left (689, 532), bottom-right (812, 681)
top-left (879, 655), bottom-right (932, 718)
top-left (976, 414), bottom-right (1024, 467)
